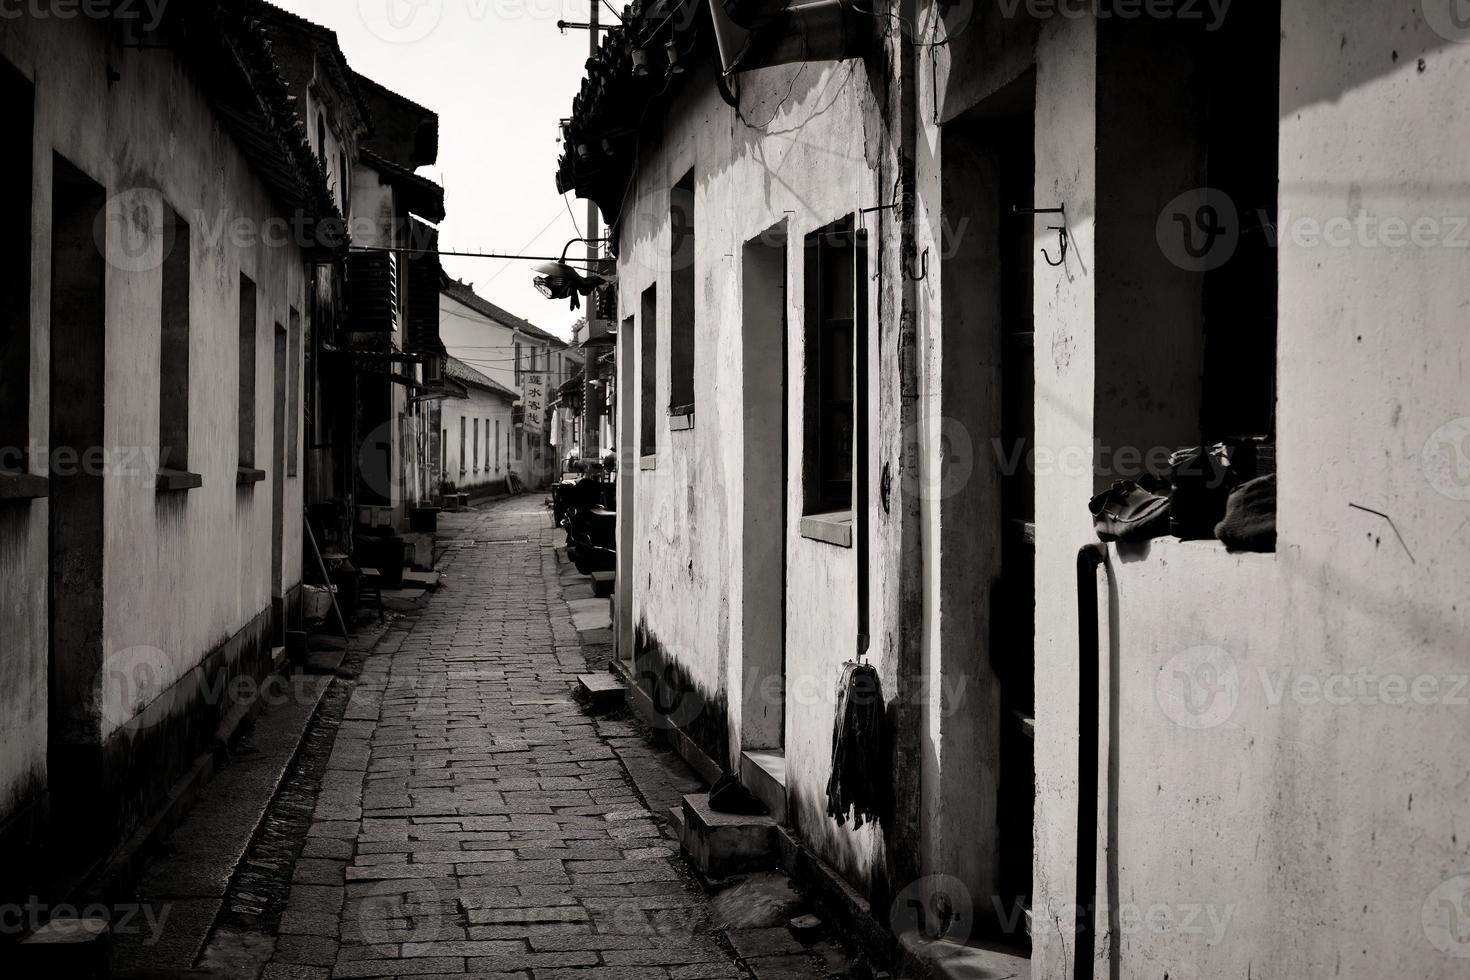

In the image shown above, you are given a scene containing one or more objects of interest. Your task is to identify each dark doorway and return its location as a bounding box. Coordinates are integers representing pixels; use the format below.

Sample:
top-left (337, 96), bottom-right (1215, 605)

top-left (941, 69), bottom-right (1037, 950)
top-left (740, 224), bottom-right (788, 752)
top-left (272, 322), bottom-right (288, 638)
top-left (48, 155), bottom-right (108, 820)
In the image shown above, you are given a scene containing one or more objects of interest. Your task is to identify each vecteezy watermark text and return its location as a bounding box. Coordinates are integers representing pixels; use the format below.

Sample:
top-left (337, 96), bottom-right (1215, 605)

top-left (996, 0), bottom-right (1233, 31)
top-left (0, 898), bottom-right (171, 944)
top-left (0, 0), bottom-right (169, 29)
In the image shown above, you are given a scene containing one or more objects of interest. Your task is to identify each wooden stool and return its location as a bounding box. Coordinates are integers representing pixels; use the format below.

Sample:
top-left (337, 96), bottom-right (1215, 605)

top-left (358, 566), bottom-right (385, 623)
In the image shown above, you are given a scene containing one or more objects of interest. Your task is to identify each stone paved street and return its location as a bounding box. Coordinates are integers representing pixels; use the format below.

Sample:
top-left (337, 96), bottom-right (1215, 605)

top-left (259, 497), bottom-right (744, 980)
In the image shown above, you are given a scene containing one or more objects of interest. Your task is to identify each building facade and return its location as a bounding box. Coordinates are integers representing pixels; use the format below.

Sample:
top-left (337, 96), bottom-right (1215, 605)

top-left (557, 1), bottom-right (1470, 977)
top-left (440, 355), bottom-right (520, 495)
top-left (439, 279), bottom-right (578, 490)
top-left (0, 2), bottom-right (339, 898)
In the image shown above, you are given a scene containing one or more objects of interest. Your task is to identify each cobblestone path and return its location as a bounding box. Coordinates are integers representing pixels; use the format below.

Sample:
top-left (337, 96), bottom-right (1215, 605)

top-left (264, 497), bottom-right (743, 979)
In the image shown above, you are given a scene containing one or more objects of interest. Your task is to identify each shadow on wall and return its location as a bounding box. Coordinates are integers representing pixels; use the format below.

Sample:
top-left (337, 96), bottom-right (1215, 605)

top-left (634, 618), bottom-right (731, 775)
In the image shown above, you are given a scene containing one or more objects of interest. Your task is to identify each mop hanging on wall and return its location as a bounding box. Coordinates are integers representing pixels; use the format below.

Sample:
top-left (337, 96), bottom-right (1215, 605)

top-left (825, 660), bottom-right (889, 829)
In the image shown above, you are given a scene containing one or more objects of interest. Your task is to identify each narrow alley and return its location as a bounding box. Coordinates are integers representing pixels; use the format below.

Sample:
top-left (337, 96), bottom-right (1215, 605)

top-left (147, 496), bottom-right (840, 980)
top-left (6, 5), bottom-right (1468, 979)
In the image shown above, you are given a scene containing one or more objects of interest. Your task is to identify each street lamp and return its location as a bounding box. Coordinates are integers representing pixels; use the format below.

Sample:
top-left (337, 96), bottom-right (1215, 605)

top-left (533, 238), bottom-right (612, 310)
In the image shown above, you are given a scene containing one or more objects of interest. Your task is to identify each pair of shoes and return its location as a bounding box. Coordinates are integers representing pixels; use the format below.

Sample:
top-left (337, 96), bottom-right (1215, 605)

top-left (1215, 473), bottom-right (1276, 552)
top-left (1169, 444), bottom-right (1234, 539)
top-left (1089, 481), bottom-right (1171, 542)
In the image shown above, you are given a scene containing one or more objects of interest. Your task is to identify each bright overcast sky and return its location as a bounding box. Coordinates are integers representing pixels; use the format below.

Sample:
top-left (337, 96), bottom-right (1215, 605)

top-left (274, 0), bottom-right (601, 341)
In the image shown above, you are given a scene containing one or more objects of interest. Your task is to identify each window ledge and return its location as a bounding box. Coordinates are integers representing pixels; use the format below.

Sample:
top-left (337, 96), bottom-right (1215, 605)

top-left (0, 473), bottom-right (49, 500)
top-left (801, 511), bottom-right (853, 548)
top-left (669, 411), bottom-right (695, 432)
top-left (639, 455), bottom-right (658, 471)
top-left (236, 466), bottom-right (266, 486)
top-left (156, 469), bottom-right (203, 493)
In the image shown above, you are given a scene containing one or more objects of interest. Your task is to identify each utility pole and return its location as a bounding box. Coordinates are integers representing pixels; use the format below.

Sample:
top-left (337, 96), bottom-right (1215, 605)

top-left (559, 2), bottom-right (615, 465)
top-left (585, 0), bottom-right (602, 464)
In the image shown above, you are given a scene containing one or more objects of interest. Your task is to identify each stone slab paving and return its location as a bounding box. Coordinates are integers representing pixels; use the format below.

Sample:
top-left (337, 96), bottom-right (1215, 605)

top-left (265, 497), bottom-right (745, 980)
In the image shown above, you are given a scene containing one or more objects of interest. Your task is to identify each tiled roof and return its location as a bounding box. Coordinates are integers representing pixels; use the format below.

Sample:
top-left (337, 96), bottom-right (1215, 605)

top-left (361, 148), bottom-right (447, 224)
top-left (445, 356), bottom-right (520, 401)
top-left (440, 279), bottom-right (567, 347)
top-left (165, 0), bottom-right (343, 247)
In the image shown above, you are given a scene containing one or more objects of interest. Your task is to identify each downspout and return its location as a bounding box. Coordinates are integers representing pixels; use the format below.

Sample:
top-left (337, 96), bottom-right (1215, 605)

top-left (889, 0), bottom-right (924, 894)
top-left (1074, 543), bottom-right (1108, 980)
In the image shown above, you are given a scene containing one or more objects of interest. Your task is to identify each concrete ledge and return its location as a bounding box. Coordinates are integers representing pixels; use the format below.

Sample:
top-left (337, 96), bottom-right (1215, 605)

top-left (775, 825), bottom-right (893, 970)
top-left (155, 469), bottom-right (203, 493)
top-left (625, 678), bottom-right (724, 787)
top-left (235, 467), bottom-right (266, 486)
top-left (19, 917), bottom-right (111, 977)
top-left (681, 792), bottom-right (776, 878)
top-left (639, 454), bottom-right (658, 471)
top-left (740, 749), bottom-right (787, 824)
top-left (0, 472), bottom-right (49, 499)
top-left (898, 931), bottom-right (1031, 980)
top-left (670, 412), bottom-right (695, 432)
top-left (800, 512), bottom-right (853, 548)
top-left (576, 673), bottom-right (625, 710)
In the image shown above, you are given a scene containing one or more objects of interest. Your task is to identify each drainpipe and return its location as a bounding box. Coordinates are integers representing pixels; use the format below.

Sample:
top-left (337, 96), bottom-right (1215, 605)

top-left (1073, 543), bottom-right (1108, 980)
top-left (889, 0), bottom-right (924, 896)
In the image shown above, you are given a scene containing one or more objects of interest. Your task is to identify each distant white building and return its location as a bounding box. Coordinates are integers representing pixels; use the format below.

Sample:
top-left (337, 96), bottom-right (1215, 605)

top-left (438, 279), bottom-right (581, 489)
top-left (440, 356), bottom-right (520, 496)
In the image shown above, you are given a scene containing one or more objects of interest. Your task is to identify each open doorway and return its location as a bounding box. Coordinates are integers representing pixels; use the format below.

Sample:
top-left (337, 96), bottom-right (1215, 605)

top-left (739, 225), bottom-right (788, 755)
top-left (940, 69), bottom-right (1036, 951)
top-left (48, 155), bottom-right (108, 823)
top-left (272, 322), bottom-right (288, 641)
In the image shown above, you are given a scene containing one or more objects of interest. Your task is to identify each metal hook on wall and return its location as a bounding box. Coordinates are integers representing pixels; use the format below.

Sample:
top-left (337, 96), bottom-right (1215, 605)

top-left (1042, 225), bottom-right (1068, 266)
top-left (903, 248), bottom-right (929, 282)
top-left (1014, 205), bottom-right (1068, 267)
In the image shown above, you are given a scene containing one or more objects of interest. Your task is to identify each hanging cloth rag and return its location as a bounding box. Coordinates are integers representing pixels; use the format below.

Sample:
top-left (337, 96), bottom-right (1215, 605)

top-left (825, 661), bottom-right (889, 829)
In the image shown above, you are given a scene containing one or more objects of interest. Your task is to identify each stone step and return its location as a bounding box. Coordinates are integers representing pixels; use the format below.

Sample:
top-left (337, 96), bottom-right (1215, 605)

top-left (667, 803), bottom-right (687, 846)
top-left (19, 916), bottom-right (111, 977)
top-left (590, 570), bottom-right (615, 597)
top-left (576, 672), bottom-right (625, 709)
top-left (680, 792), bottom-right (776, 879)
top-left (897, 930), bottom-right (1031, 980)
top-left (739, 749), bottom-right (788, 824)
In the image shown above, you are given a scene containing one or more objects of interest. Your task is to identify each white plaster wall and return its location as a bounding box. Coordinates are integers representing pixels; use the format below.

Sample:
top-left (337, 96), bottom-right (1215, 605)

top-left (1023, 5), bottom-right (1470, 978)
top-left (441, 387), bottom-right (516, 491)
top-left (619, 59), bottom-right (888, 891)
top-left (0, 21), bottom-right (310, 761)
top-left (439, 292), bottom-right (557, 489)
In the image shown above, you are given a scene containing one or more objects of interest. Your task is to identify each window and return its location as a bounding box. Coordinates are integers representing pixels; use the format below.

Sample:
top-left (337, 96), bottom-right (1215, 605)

top-left (639, 285), bottom-right (658, 458)
top-left (669, 169), bottom-right (696, 418)
top-left (802, 218), bottom-right (866, 515)
top-left (515, 342), bottom-right (523, 383)
top-left (495, 419), bottom-right (501, 470)
top-left (238, 274), bottom-right (257, 469)
top-left (1199, 2), bottom-right (1278, 441)
top-left (485, 419), bottom-right (492, 472)
top-left (287, 308), bottom-right (300, 476)
top-left (159, 207), bottom-right (191, 474)
top-left (317, 112), bottom-right (327, 162)
top-left (459, 417), bottom-right (466, 474)
top-left (0, 60), bottom-right (34, 477)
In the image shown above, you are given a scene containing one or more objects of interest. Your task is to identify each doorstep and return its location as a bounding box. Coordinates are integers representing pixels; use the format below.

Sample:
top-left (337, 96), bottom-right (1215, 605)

top-left (680, 792), bottom-right (777, 879)
top-left (898, 931), bottom-right (1031, 980)
top-left (740, 749), bottom-right (788, 824)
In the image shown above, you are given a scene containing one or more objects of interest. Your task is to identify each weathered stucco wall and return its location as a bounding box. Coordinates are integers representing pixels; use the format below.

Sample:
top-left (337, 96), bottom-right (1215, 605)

top-left (618, 58), bottom-right (889, 891)
top-left (1, 18), bottom-right (308, 846)
top-left (442, 385), bottom-right (515, 492)
top-left (439, 292), bottom-right (556, 489)
top-left (1017, 4), bottom-right (1470, 978)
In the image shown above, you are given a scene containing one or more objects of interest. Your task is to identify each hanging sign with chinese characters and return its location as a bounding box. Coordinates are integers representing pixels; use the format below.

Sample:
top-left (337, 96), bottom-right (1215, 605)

top-left (520, 372), bottom-right (547, 434)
